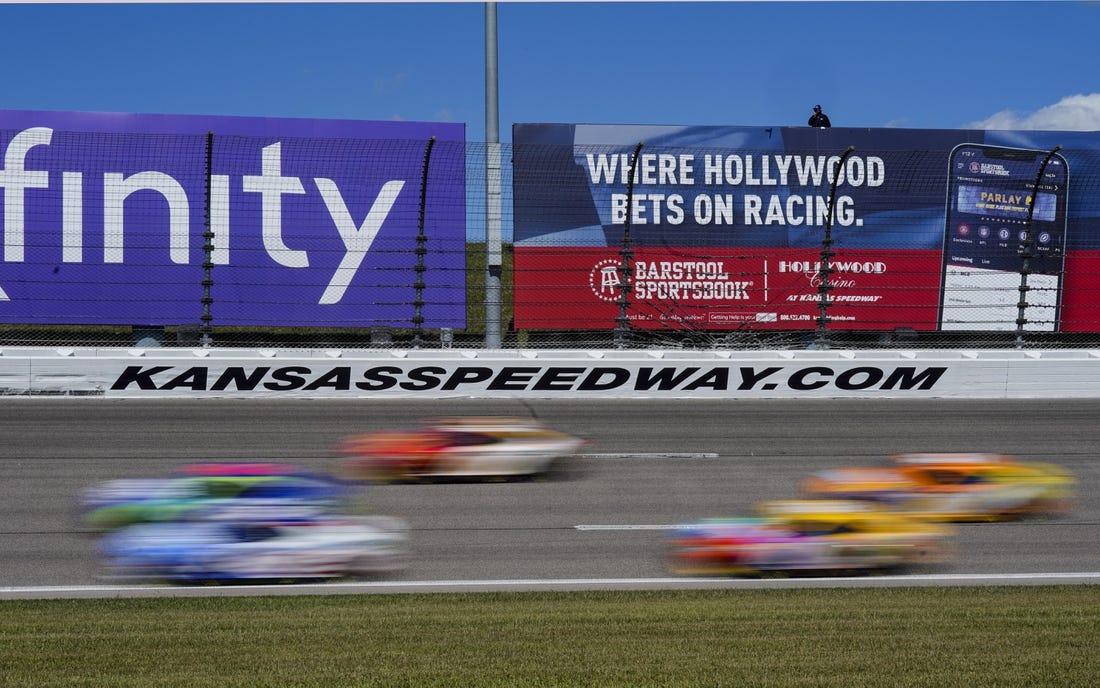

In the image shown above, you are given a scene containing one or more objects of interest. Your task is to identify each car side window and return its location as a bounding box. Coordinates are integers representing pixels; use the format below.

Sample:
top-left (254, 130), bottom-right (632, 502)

top-left (445, 431), bottom-right (499, 447)
top-left (927, 470), bottom-right (967, 485)
top-left (231, 524), bottom-right (277, 542)
top-left (238, 483), bottom-right (294, 499)
top-left (204, 479), bottom-right (246, 499)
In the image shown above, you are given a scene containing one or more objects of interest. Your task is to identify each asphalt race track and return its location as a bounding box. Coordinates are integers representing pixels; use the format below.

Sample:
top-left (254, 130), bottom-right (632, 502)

top-left (2, 398), bottom-right (1098, 597)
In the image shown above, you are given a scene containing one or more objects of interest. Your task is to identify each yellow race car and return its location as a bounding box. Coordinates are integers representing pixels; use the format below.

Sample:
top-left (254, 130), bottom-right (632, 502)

top-left (802, 453), bottom-right (1076, 522)
top-left (668, 499), bottom-right (955, 577)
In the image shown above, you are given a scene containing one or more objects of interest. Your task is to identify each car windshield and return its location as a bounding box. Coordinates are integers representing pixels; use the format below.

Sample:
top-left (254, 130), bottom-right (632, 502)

top-left (789, 520), bottom-right (855, 537)
top-left (196, 478), bottom-right (252, 499)
top-left (924, 469), bottom-right (980, 485)
top-left (226, 524), bottom-right (278, 542)
top-left (237, 481), bottom-right (329, 499)
top-left (441, 431), bottom-right (499, 447)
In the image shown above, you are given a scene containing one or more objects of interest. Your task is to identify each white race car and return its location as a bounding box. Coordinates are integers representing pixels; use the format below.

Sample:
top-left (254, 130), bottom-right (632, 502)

top-left (99, 516), bottom-right (409, 583)
top-left (336, 416), bottom-right (587, 482)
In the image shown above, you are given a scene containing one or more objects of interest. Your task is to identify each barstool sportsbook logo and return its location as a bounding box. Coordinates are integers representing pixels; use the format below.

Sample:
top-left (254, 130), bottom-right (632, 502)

top-left (590, 258), bottom-right (624, 303)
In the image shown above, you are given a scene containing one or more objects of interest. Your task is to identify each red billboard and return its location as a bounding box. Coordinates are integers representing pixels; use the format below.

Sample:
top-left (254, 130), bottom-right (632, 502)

top-left (512, 124), bottom-right (1100, 333)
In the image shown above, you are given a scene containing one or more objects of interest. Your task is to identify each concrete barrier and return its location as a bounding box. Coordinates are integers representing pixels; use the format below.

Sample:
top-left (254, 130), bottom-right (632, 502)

top-left (1, 347), bottom-right (1098, 399)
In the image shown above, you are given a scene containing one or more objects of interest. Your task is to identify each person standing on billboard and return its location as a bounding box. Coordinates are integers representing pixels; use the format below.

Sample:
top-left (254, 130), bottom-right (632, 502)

top-left (808, 105), bottom-right (831, 128)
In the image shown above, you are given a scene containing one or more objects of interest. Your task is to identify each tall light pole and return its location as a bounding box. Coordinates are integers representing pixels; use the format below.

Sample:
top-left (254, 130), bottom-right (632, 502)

top-left (484, 2), bottom-right (502, 348)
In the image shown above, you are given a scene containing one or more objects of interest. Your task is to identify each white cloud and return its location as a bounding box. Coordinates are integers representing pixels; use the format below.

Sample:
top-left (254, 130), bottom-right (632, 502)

top-left (373, 70), bottom-right (411, 95)
top-left (969, 93), bottom-right (1100, 131)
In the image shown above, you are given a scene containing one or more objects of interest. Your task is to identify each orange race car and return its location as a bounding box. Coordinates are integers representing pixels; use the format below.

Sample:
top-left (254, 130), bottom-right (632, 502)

top-left (802, 453), bottom-right (1076, 522)
top-left (336, 417), bottom-right (587, 482)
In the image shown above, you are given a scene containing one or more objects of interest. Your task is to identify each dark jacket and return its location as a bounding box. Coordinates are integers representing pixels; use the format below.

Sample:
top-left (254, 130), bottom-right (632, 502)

top-left (808, 112), bottom-right (832, 128)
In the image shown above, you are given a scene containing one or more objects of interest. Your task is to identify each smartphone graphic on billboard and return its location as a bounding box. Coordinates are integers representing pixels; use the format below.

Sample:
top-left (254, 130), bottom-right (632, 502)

top-left (939, 144), bottom-right (1069, 331)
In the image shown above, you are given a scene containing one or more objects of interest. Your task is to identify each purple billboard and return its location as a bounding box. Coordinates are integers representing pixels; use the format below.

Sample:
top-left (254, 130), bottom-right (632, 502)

top-left (0, 110), bottom-right (466, 328)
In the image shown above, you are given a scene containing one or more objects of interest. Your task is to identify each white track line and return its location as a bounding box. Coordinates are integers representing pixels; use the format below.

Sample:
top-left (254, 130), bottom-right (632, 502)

top-left (576, 524), bottom-right (681, 531)
top-left (577, 453), bottom-right (718, 459)
top-left (3, 572), bottom-right (1100, 599)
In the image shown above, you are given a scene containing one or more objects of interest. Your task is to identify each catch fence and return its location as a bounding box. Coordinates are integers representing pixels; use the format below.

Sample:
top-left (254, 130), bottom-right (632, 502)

top-left (3, 127), bottom-right (1100, 350)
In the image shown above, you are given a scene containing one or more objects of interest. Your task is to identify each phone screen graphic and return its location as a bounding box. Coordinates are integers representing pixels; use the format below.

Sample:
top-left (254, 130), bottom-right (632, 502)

top-left (939, 144), bottom-right (1069, 331)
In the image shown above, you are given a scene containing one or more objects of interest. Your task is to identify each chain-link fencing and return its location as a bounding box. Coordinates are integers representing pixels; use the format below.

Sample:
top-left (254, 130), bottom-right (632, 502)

top-left (3, 127), bottom-right (1100, 350)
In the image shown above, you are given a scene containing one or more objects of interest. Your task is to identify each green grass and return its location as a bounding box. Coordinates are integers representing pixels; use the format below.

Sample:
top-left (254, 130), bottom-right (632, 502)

top-left (464, 240), bottom-right (515, 334)
top-left (2, 587), bottom-right (1098, 687)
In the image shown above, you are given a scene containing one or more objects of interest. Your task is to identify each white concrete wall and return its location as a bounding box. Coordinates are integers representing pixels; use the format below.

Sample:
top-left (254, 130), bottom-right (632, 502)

top-left (1, 348), bottom-right (1097, 398)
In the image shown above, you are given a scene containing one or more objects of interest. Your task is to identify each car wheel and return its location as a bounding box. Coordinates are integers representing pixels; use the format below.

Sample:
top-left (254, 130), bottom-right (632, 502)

top-left (349, 549), bottom-right (408, 578)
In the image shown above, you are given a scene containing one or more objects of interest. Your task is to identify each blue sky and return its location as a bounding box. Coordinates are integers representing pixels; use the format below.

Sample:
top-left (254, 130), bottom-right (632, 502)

top-left (1, 1), bottom-right (1099, 139)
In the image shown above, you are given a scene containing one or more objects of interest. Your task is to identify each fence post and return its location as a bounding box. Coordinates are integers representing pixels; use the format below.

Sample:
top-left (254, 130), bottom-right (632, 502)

top-left (614, 142), bottom-right (644, 349)
top-left (484, 3), bottom-right (502, 349)
top-left (200, 130), bottom-right (214, 348)
top-left (413, 136), bottom-right (436, 348)
top-left (812, 145), bottom-right (856, 350)
top-left (1016, 145), bottom-right (1063, 348)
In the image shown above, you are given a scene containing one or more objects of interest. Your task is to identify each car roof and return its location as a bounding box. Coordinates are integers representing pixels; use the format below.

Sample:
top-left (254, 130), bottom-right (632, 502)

top-left (426, 416), bottom-right (547, 431)
top-left (758, 500), bottom-right (878, 517)
top-left (177, 462), bottom-right (305, 477)
top-left (890, 453), bottom-right (1014, 466)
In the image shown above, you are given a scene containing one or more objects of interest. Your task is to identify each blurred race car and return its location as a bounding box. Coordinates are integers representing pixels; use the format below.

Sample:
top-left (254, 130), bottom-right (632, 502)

top-left (668, 499), bottom-right (954, 577)
top-left (99, 515), bottom-right (408, 583)
top-left (336, 416), bottom-right (586, 482)
top-left (79, 465), bottom-right (352, 532)
top-left (801, 453), bottom-right (1076, 522)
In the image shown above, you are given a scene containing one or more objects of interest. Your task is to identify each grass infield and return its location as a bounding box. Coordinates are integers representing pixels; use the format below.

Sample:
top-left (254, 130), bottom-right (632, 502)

top-left (2, 586), bottom-right (1098, 687)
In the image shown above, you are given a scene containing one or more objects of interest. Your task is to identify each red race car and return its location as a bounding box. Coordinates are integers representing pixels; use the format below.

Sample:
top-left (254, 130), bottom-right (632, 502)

top-left (336, 417), bottom-right (587, 482)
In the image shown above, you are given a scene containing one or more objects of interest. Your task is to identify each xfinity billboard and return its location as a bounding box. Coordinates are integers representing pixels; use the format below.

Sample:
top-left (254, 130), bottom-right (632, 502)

top-left (0, 110), bottom-right (466, 328)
